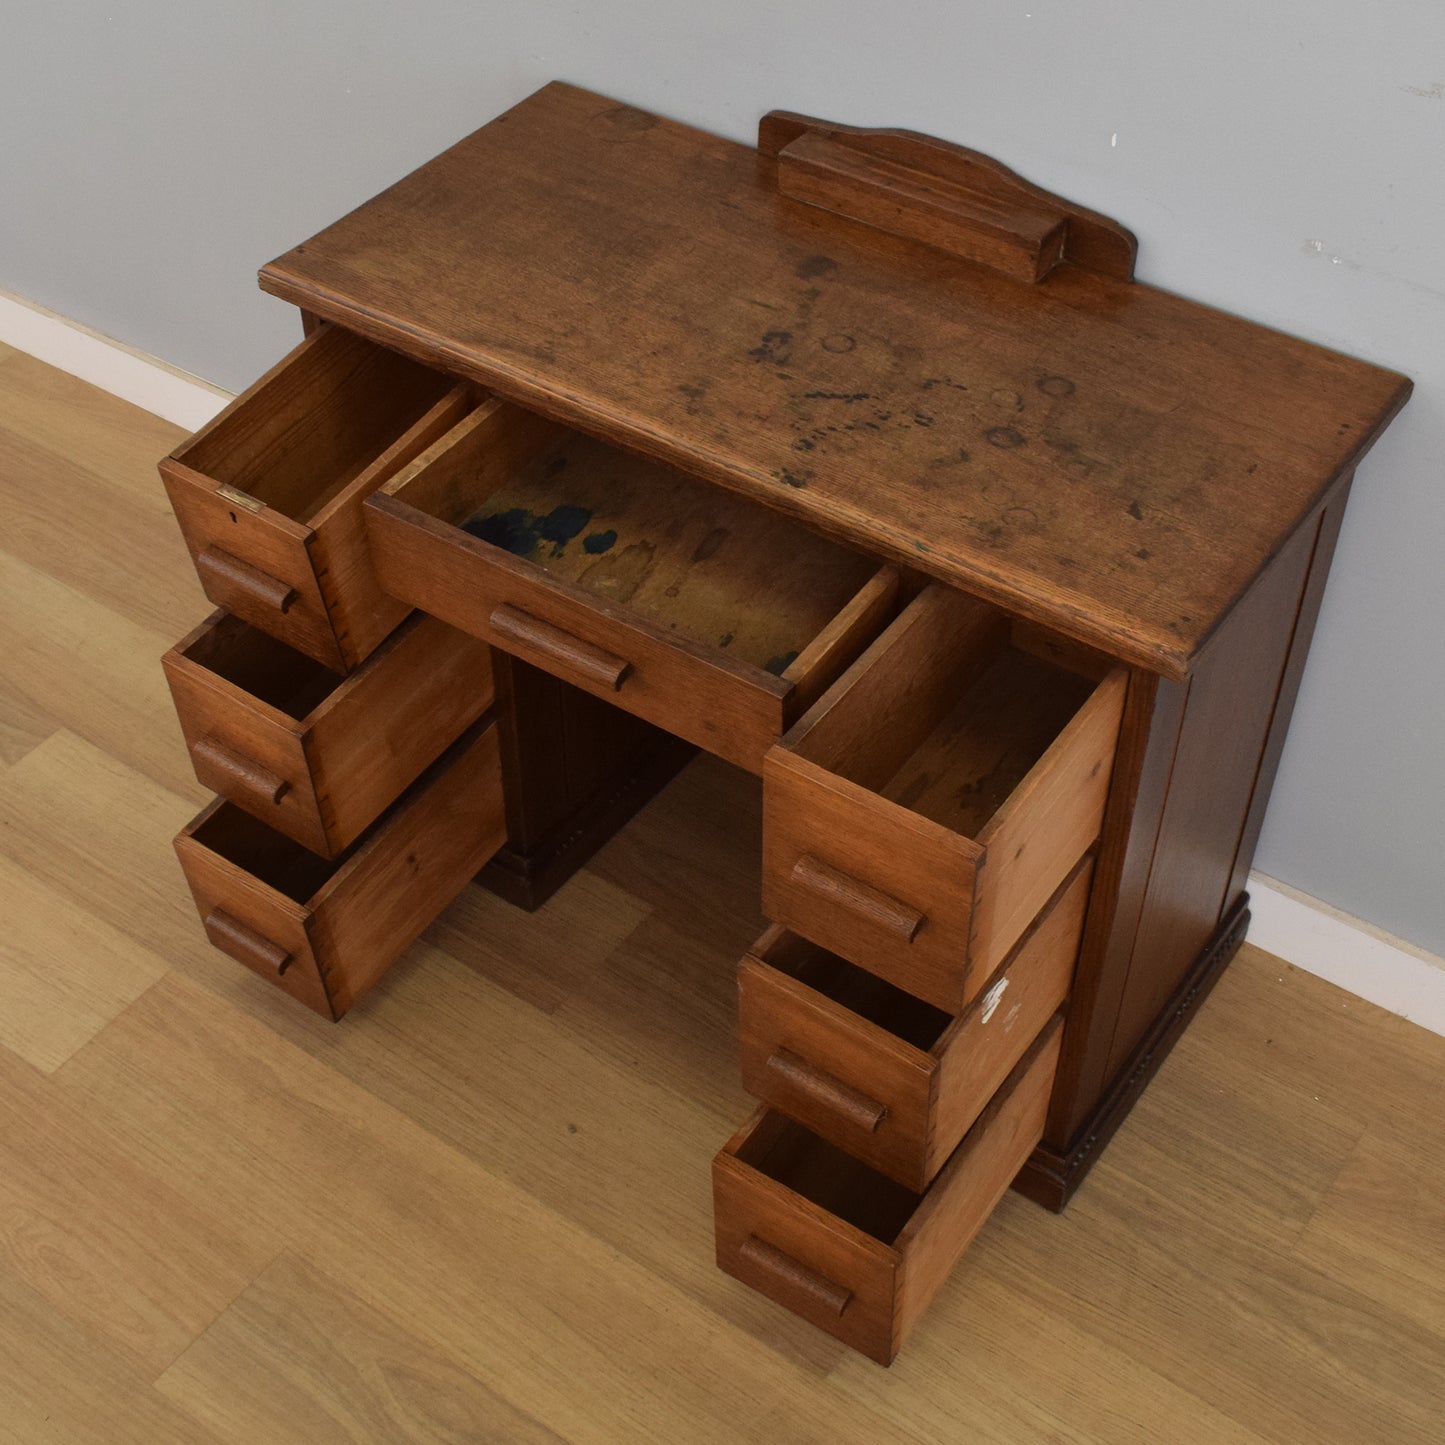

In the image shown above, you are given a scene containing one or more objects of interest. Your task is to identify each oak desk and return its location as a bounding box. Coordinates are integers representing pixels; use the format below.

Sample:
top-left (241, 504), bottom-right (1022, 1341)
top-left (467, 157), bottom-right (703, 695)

top-left (158, 82), bottom-right (1410, 1364)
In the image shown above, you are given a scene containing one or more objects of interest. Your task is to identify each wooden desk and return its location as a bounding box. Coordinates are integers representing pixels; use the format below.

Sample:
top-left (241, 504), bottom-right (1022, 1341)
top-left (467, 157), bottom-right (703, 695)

top-left (157, 82), bottom-right (1410, 1364)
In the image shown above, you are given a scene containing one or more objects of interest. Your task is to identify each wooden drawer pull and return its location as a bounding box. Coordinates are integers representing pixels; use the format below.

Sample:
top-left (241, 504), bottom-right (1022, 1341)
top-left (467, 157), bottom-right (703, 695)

top-left (192, 736), bottom-right (290, 805)
top-left (739, 1235), bottom-right (852, 1317)
top-left (790, 854), bottom-right (925, 943)
top-left (196, 545), bottom-right (299, 614)
top-left (765, 1048), bottom-right (889, 1133)
top-left (203, 908), bottom-right (293, 976)
top-left (489, 605), bottom-right (633, 691)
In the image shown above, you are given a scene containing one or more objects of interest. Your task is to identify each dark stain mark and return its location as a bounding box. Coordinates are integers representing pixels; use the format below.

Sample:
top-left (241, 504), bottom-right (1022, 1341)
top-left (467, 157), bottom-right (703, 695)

top-left (745, 298), bottom-right (782, 311)
top-left (228, 510), bottom-right (238, 523)
top-left (567, 1122), bottom-right (578, 1134)
top-left (794, 437), bottom-right (816, 451)
top-left (749, 330), bottom-right (794, 365)
top-left (957, 448), bottom-right (971, 463)
top-left (763, 651), bottom-right (800, 677)
top-left (1136, 547), bottom-right (1152, 560)
top-left (465, 507), bottom-right (539, 556)
top-left (1090, 761), bottom-right (1102, 779)
top-left (718, 632), bottom-right (734, 649)
top-left (664, 583), bottom-right (680, 598)
top-left (583, 529), bottom-right (618, 555)
top-left (466, 503), bottom-right (592, 559)
top-left (822, 333), bottom-right (856, 353)
top-left (804, 391), bottom-right (871, 402)
top-left (775, 371), bottom-right (795, 382)
top-left (692, 527), bottom-right (729, 563)
top-left (678, 383), bottom-right (707, 414)
top-left (920, 377), bottom-right (969, 393)
top-left (605, 106), bottom-right (657, 130)
top-left (795, 255), bottom-right (838, 279)
top-left (1127, 499), bottom-right (1144, 520)
top-left (914, 411), bottom-right (935, 427)
top-left (777, 468), bottom-right (812, 488)
top-left (1037, 375), bottom-right (1076, 398)
top-left (1247, 463), bottom-right (1258, 474)
top-left (539, 504), bottom-right (591, 555)
top-left (986, 426), bottom-right (1025, 449)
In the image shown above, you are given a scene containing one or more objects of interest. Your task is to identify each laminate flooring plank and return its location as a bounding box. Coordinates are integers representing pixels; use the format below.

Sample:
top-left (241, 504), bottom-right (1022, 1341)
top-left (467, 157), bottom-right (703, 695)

top-left (0, 1260), bottom-right (207, 1445)
top-left (0, 852), bottom-right (168, 1071)
top-left (157, 1252), bottom-right (568, 1445)
top-left (0, 551), bottom-right (205, 800)
top-left (54, 971), bottom-right (923, 1445)
top-left (0, 1042), bottom-right (276, 1379)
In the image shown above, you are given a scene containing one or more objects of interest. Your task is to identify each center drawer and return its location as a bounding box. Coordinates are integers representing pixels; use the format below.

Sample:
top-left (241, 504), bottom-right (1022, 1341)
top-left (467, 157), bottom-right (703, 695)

top-left (163, 609), bottom-right (494, 858)
top-left (364, 399), bottom-right (900, 772)
top-left (714, 1014), bottom-right (1062, 1366)
top-left (739, 858), bottom-right (1091, 1191)
top-left (763, 585), bottom-right (1126, 1012)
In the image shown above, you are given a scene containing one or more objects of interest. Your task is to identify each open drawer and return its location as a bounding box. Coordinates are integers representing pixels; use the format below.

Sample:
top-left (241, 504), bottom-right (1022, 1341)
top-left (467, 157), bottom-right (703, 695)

top-left (763, 586), bottom-right (1126, 1012)
top-left (740, 858), bottom-right (1090, 1191)
top-left (364, 398), bottom-right (900, 772)
top-left (174, 717), bottom-right (505, 1020)
top-left (164, 608), bottom-right (494, 858)
top-left (160, 324), bottom-right (469, 671)
top-left (715, 1014), bottom-right (1061, 1365)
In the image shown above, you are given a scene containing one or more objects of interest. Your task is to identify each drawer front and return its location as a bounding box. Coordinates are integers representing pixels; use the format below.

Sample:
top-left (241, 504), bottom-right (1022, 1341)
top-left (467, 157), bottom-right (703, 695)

top-left (715, 1017), bottom-right (1062, 1365)
top-left (762, 586), bottom-right (1126, 1012)
top-left (741, 860), bottom-right (1090, 1190)
top-left (173, 797), bottom-right (332, 1017)
top-left (161, 324), bottom-right (463, 671)
top-left (369, 493), bottom-right (798, 773)
top-left (175, 718), bottom-right (506, 1019)
top-left (164, 612), bottom-right (494, 858)
top-left (763, 749), bottom-right (980, 1010)
top-left (161, 469), bottom-right (344, 669)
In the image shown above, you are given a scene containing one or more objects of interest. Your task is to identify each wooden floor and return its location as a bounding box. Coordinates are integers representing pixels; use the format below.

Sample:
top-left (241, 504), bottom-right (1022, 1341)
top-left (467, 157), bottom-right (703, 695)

top-left (1, 339), bottom-right (1442, 1444)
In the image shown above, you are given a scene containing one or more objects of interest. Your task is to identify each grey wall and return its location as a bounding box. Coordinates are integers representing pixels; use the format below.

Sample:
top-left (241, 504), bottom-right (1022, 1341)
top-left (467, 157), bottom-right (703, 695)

top-left (5, 2), bottom-right (1441, 954)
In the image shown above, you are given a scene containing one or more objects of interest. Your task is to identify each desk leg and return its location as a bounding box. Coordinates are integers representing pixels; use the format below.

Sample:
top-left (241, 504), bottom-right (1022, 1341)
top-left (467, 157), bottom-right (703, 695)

top-left (477, 651), bottom-right (695, 910)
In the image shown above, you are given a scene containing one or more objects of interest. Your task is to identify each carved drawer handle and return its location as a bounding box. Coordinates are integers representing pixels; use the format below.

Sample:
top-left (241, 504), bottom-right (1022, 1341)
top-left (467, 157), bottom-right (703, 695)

top-left (204, 908), bottom-right (293, 977)
top-left (489, 604), bottom-right (633, 692)
top-left (790, 854), bottom-right (925, 943)
top-left (192, 736), bottom-right (290, 805)
top-left (739, 1235), bottom-right (852, 1317)
top-left (196, 545), bottom-right (299, 614)
top-left (765, 1048), bottom-right (888, 1133)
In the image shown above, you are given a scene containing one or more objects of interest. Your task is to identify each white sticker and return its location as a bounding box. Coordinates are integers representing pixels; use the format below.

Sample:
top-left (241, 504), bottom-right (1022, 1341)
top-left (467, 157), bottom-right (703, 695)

top-left (980, 977), bottom-right (1010, 1024)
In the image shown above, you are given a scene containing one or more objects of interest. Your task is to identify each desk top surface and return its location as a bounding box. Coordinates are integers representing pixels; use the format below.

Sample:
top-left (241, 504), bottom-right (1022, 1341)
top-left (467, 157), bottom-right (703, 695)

top-left (260, 82), bottom-right (1409, 677)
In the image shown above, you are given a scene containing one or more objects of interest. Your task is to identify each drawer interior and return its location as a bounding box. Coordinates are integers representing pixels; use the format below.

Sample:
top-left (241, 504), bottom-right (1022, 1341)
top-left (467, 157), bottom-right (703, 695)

top-left (178, 612), bottom-right (345, 719)
top-left (189, 803), bottom-right (341, 901)
top-left (758, 931), bottom-right (951, 1052)
top-left (177, 327), bottom-right (455, 524)
top-left (734, 1110), bottom-right (921, 1244)
top-left (405, 418), bottom-right (882, 675)
top-left (794, 591), bottom-right (1096, 832)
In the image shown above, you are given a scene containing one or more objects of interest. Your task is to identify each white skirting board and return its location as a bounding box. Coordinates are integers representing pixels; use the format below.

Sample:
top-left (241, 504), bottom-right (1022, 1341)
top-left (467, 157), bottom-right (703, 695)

top-left (5, 287), bottom-right (1443, 1039)
top-left (0, 287), bottom-right (229, 431)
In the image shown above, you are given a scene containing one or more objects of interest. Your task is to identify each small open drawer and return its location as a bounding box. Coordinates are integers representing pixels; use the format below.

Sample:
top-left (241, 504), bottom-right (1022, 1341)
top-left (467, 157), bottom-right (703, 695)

top-left (164, 608), bottom-right (494, 858)
top-left (763, 585), bottom-right (1126, 1011)
top-left (174, 717), bottom-right (505, 1020)
top-left (364, 398), bottom-right (900, 772)
top-left (740, 858), bottom-right (1090, 1191)
top-left (715, 1014), bottom-right (1061, 1365)
top-left (161, 323), bottom-right (470, 671)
